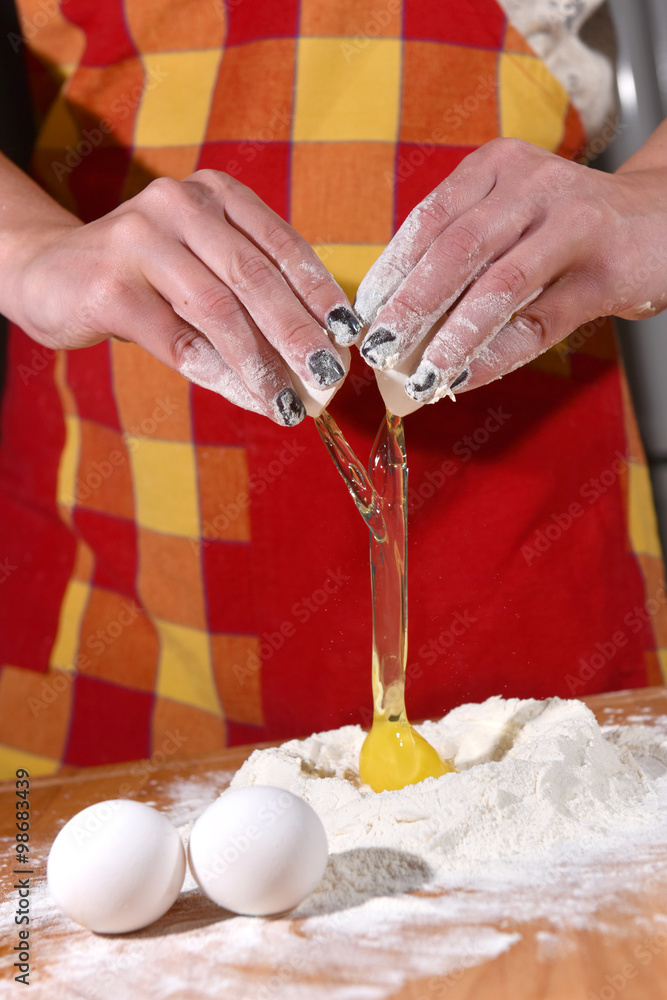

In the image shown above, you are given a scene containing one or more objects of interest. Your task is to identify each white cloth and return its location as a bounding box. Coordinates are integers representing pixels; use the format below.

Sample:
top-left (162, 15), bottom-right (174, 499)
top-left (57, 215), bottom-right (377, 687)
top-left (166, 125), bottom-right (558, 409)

top-left (498, 0), bottom-right (616, 141)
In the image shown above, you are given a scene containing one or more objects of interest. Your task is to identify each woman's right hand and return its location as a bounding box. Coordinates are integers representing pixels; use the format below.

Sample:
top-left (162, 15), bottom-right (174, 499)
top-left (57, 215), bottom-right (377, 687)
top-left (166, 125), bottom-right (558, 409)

top-left (1, 162), bottom-right (360, 426)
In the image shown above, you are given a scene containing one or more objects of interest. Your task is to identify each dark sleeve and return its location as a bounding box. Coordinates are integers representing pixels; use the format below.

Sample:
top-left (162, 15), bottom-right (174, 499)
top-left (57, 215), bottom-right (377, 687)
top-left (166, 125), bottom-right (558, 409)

top-left (0, 0), bottom-right (36, 398)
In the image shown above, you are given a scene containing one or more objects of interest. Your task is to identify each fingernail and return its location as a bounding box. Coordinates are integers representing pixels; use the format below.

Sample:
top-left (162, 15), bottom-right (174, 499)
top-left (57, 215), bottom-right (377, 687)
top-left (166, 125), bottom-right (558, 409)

top-left (275, 387), bottom-right (306, 427)
top-left (405, 360), bottom-right (442, 402)
top-left (307, 348), bottom-right (345, 388)
top-left (327, 306), bottom-right (362, 346)
top-left (360, 328), bottom-right (398, 369)
top-left (450, 369), bottom-right (469, 389)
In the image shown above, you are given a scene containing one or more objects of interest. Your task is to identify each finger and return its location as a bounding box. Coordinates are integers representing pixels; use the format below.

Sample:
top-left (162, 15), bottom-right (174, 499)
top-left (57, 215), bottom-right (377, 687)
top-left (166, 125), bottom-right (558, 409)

top-left (104, 277), bottom-right (306, 427)
top-left (403, 229), bottom-right (573, 402)
top-left (141, 245), bottom-right (307, 426)
top-left (140, 176), bottom-right (346, 395)
top-left (185, 171), bottom-right (362, 346)
top-left (423, 275), bottom-right (597, 399)
top-left (359, 193), bottom-right (533, 370)
top-left (354, 148), bottom-right (497, 327)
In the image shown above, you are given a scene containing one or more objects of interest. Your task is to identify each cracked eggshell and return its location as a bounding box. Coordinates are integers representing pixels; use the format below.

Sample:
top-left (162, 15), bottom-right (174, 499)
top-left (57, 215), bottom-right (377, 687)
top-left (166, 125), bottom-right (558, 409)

top-left (47, 799), bottom-right (186, 934)
top-left (373, 315), bottom-right (450, 417)
top-left (374, 341), bottom-right (430, 417)
top-left (188, 785), bottom-right (328, 916)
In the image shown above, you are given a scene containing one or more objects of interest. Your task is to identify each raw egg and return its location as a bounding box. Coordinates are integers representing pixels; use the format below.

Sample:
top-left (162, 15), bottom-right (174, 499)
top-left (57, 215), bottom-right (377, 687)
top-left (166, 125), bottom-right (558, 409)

top-left (359, 717), bottom-right (455, 792)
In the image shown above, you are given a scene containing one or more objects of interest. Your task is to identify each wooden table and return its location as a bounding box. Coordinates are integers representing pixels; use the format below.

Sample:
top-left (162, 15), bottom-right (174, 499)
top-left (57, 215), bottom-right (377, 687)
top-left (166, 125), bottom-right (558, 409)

top-left (2, 687), bottom-right (667, 1000)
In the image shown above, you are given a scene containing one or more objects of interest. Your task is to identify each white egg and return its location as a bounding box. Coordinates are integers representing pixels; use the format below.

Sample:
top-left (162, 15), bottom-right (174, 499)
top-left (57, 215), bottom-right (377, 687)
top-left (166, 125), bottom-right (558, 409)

top-left (47, 799), bottom-right (186, 933)
top-left (188, 785), bottom-right (328, 916)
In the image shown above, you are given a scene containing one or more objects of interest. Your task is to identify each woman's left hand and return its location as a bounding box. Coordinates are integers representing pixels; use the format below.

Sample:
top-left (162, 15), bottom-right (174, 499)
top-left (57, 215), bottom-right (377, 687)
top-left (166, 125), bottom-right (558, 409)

top-left (354, 134), bottom-right (667, 402)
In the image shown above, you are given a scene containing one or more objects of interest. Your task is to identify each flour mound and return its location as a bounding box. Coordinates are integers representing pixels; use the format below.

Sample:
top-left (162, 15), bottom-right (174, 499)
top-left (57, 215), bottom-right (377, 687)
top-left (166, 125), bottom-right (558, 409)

top-left (231, 696), bottom-right (667, 878)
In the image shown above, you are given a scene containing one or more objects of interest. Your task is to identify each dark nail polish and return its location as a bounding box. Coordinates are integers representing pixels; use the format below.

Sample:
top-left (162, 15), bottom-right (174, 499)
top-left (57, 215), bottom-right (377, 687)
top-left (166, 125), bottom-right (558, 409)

top-left (307, 349), bottom-right (345, 388)
top-left (327, 306), bottom-right (362, 346)
top-left (405, 360), bottom-right (441, 402)
top-left (275, 388), bottom-right (306, 426)
top-left (410, 368), bottom-right (438, 393)
top-left (450, 369), bottom-right (469, 389)
top-left (360, 328), bottom-right (397, 367)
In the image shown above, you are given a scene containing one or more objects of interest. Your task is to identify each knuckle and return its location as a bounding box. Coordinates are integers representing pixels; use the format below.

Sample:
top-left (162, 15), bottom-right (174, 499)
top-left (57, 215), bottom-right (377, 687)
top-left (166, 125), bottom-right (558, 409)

top-left (192, 284), bottom-right (239, 326)
top-left (533, 155), bottom-right (571, 191)
top-left (412, 192), bottom-right (453, 231)
top-left (488, 136), bottom-right (531, 163)
top-left (264, 222), bottom-right (304, 261)
top-left (442, 221), bottom-right (483, 261)
top-left (281, 317), bottom-right (320, 350)
top-left (189, 167), bottom-right (231, 194)
top-left (246, 354), bottom-right (285, 389)
top-left (165, 327), bottom-right (203, 369)
top-left (386, 291), bottom-right (426, 323)
top-left (299, 267), bottom-right (340, 308)
top-left (185, 169), bottom-right (241, 206)
top-left (486, 260), bottom-right (529, 299)
top-left (139, 175), bottom-right (184, 209)
top-left (511, 306), bottom-right (553, 348)
top-left (75, 271), bottom-right (126, 329)
top-left (106, 209), bottom-right (153, 246)
top-left (227, 246), bottom-right (273, 289)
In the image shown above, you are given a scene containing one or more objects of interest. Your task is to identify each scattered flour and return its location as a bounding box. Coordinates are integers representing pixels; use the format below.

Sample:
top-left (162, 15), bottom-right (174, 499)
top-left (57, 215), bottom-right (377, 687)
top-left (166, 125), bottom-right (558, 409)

top-left (231, 696), bottom-right (667, 883)
top-left (4, 696), bottom-right (667, 1000)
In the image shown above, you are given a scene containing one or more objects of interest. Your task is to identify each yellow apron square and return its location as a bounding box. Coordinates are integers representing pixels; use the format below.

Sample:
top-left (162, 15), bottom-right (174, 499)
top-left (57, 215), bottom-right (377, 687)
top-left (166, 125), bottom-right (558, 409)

top-left (293, 38), bottom-right (401, 142)
top-left (127, 436), bottom-right (200, 538)
top-left (134, 49), bottom-right (221, 147)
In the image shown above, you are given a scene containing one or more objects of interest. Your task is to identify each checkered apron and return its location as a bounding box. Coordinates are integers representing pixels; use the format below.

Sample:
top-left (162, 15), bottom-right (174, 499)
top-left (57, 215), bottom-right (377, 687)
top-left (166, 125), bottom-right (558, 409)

top-left (1, 0), bottom-right (665, 776)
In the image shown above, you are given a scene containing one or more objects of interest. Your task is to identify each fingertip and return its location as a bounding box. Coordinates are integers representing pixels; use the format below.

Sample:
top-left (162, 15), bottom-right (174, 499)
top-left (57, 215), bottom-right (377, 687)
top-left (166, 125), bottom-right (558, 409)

top-left (307, 348), bottom-right (346, 388)
top-left (354, 284), bottom-right (383, 327)
top-left (326, 306), bottom-right (363, 346)
top-left (404, 363), bottom-right (469, 404)
top-left (404, 359), bottom-right (441, 402)
top-left (274, 387), bottom-right (307, 427)
top-left (360, 328), bottom-right (400, 370)
top-left (449, 368), bottom-right (470, 389)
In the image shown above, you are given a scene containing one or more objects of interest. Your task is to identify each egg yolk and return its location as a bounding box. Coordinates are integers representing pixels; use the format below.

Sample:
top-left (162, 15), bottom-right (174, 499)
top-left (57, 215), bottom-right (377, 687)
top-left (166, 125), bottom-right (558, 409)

top-left (359, 717), bottom-right (456, 792)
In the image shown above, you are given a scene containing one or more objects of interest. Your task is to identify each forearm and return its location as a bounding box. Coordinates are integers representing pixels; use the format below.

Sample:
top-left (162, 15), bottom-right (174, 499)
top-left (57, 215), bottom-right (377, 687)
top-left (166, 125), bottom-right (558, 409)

top-left (0, 152), bottom-right (81, 323)
top-left (615, 118), bottom-right (667, 174)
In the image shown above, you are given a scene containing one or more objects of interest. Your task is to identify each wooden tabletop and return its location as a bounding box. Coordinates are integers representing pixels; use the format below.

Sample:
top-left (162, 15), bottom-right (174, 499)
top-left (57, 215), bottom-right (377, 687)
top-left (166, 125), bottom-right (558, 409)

top-left (2, 687), bottom-right (667, 1000)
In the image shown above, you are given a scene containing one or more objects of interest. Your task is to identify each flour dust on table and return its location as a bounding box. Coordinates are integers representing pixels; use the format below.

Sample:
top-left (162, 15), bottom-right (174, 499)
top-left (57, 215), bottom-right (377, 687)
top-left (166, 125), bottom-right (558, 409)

top-left (232, 695), bottom-right (667, 885)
